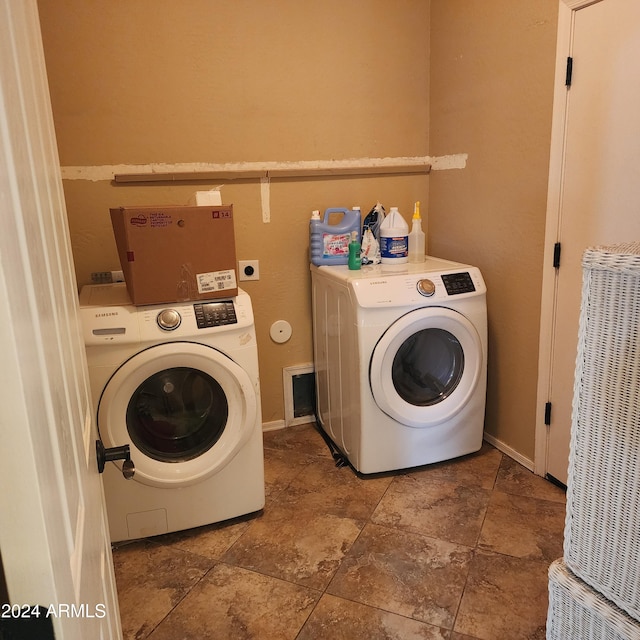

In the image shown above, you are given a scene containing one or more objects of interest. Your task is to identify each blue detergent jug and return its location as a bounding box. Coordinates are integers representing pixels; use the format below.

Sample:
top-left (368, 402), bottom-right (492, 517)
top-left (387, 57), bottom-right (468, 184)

top-left (310, 208), bottom-right (361, 266)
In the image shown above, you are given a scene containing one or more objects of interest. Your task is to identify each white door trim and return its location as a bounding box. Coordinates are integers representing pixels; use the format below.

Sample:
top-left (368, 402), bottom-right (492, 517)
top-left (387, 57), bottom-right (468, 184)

top-left (534, 0), bottom-right (604, 477)
top-left (0, 2), bottom-right (121, 636)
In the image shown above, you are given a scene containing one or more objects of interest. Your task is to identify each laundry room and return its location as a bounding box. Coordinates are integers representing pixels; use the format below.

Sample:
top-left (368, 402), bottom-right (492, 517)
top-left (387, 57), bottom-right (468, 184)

top-left (36, 0), bottom-right (557, 470)
top-left (1, 1), bottom-right (597, 638)
top-left (7, 1), bottom-right (640, 638)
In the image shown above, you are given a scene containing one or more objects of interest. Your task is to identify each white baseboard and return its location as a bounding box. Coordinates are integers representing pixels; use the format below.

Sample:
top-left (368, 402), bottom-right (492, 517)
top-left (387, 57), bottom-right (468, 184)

top-left (483, 431), bottom-right (535, 473)
top-left (262, 419), bottom-right (286, 432)
top-left (262, 417), bottom-right (316, 432)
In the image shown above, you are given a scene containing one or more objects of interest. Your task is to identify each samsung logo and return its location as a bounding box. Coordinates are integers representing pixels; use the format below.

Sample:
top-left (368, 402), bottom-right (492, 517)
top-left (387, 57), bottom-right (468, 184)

top-left (95, 312), bottom-right (119, 318)
top-left (368, 280), bottom-right (388, 285)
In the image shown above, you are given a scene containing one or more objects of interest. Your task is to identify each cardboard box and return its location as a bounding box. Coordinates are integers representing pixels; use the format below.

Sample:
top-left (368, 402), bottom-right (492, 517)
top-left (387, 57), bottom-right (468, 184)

top-left (110, 205), bottom-right (238, 305)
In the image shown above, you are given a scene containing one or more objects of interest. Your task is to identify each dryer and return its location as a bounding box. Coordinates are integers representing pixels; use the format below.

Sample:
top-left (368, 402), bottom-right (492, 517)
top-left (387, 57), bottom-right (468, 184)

top-left (79, 283), bottom-right (264, 542)
top-left (311, 257), bottom-right (487, 474)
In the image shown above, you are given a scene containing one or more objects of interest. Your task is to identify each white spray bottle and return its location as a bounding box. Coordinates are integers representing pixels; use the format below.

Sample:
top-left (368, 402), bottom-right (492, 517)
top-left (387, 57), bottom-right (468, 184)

top-left (408, 201), bottom-right (425, 263)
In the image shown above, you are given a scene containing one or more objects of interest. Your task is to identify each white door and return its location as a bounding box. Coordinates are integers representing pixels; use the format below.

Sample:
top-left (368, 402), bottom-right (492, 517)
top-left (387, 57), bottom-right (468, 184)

top-left (536, 0), bottom-right (640, 484)
top-left (0, 2), bottom-right (121, 639)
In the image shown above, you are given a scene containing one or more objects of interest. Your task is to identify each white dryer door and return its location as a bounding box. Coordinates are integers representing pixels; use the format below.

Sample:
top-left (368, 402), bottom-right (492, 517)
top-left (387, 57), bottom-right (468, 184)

top-left (370, 307), bottom-right (482, 428)
top-left (98, 341), bottom-right (257, 488)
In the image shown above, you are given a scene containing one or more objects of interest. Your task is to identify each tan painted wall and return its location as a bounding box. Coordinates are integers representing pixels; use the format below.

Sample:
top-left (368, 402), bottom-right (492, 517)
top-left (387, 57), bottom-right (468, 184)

top-left (429, 1), bottom-right (558, 459)
top-left (37, 1), bottom-right (430, 425)
top-left (38, 1), bottom-right (560, 462)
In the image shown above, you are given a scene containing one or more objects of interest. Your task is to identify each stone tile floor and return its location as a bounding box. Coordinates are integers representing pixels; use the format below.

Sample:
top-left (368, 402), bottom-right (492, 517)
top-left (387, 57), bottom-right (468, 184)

top-left (112, 423), bottom-right (566, 639)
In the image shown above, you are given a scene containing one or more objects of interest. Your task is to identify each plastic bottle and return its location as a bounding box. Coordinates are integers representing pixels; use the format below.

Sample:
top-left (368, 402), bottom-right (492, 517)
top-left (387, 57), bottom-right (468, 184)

top-left (408, 201), bottom-right (426, 263)
top-left (310, 208), bottom-right (361, 266)
top-left (348, 231), bottom-right (361, 270)
top-left (379, 206), bottom-right (409, 266)
top-left (309, 210), bottom-right (322, 264)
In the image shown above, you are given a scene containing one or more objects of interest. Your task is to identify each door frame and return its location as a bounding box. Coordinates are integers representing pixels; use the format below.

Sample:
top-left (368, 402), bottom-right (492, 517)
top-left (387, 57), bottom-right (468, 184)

top-left (534, 0), bottom-right (603, 477)
top-left (0, 2), bottom-right (121, 637)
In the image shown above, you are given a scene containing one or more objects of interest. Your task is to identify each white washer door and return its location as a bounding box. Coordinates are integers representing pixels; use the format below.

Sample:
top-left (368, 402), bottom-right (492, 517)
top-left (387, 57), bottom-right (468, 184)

top-left (98, 342), bottom-right (257, 488)
top-left (370, 307), bottom-right (482, 428)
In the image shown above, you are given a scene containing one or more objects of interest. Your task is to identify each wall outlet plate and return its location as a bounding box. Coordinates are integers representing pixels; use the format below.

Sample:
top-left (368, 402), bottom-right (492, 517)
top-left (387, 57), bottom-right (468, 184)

top-left (90, 270), bottom-right (124, 284)
top-left (239, 260), bottom-right (260, 281)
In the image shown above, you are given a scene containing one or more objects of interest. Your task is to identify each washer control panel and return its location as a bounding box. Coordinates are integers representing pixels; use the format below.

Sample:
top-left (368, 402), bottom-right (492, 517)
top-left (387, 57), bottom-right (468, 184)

top-left (441, 272), bottom-right (476, 295)
top-left (78, 284), bottom-right (253, 346)
top-left (193, 300), bottom-right (237, 329)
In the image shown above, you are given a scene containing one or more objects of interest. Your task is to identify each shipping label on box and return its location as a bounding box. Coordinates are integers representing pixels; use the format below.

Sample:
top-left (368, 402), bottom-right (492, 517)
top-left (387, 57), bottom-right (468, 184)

top-left (110, 205), bottom-right (238, 305)
top-left (196, 269), bottom-right (237, 295)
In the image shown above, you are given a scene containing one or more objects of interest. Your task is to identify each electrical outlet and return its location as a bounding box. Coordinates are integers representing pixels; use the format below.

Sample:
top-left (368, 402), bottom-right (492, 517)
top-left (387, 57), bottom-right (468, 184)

top-left (90, 270), bottom-right (125, 284)
top-left (238, 260), bottom-right (260, 281)
top-left (91, 271), bottom-right (112, 284)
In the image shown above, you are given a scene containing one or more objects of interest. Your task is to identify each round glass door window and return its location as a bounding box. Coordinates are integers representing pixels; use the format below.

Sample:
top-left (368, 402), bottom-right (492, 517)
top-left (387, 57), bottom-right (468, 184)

top-left (126, 367), bottom-right (228, 462)
top-left (392, 328), bottom-right (464, 406)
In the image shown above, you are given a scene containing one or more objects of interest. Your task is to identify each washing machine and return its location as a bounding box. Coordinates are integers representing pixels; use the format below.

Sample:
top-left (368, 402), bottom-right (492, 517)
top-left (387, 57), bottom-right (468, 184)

top-left (311, 257), bottom-right (487, 474)
top-left (79, 283), bottom-right (265, 542)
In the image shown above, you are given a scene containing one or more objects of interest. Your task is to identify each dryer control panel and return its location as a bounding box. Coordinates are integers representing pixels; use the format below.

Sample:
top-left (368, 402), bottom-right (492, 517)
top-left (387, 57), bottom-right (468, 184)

top-left (441, 272), bottom-right (476, 295)
top-left (343, 266), bottom-right (486, 308)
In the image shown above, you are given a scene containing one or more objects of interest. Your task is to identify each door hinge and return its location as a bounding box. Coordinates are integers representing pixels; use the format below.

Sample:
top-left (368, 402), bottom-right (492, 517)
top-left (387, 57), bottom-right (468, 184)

top-left (565, 57), bottom-right (573, 87)
top-left (544, 401), bottom-right (552, 426)
top-left (553, 242), bottom-right (562, 269)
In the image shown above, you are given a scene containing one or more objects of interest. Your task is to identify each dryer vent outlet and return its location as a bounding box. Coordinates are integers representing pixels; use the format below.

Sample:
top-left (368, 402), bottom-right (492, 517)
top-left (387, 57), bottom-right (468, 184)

top-left (283, 364), bottom-right (316, 428)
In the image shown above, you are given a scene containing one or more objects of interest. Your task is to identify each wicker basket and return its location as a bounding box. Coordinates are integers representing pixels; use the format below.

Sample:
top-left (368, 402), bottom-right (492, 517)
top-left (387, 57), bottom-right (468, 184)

top-left (548, 559), bottom-right (640, 640)
top-left (564, 243), bottom-right (640, 621)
